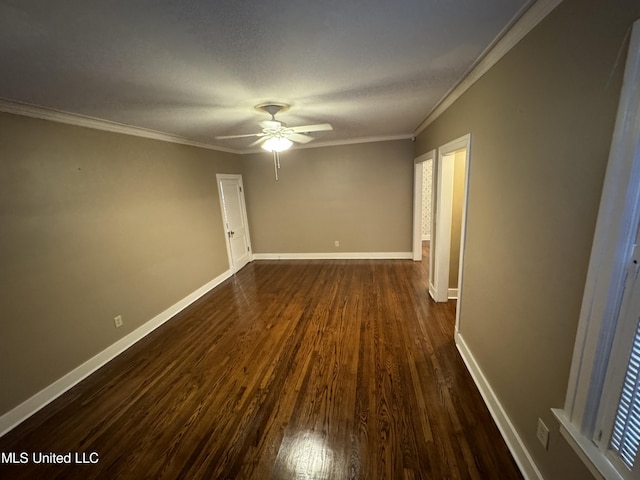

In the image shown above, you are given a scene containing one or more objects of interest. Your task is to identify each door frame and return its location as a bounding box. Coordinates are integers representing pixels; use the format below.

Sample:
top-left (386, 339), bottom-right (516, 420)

top-left (413, 150), bottom-right (435, 261)
top-left (432, 149), bottom-right (455, 302)
top-left (216, 173), bottom-right (253, 273)
top-left (432, 134), bottom-right (471, 331)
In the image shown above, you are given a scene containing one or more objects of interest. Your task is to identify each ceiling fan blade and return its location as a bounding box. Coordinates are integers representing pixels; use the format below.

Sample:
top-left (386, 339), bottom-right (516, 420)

top-left (248, 136), bottom-right (269, 147)
top-left (289, 123), bottom-right (333, 133)
top-left (288, 133), bottom-right (314, 144)
top-left (215, 132), bottom-right (263, 139)
top-left (260, 120), bottom-right (283, 129)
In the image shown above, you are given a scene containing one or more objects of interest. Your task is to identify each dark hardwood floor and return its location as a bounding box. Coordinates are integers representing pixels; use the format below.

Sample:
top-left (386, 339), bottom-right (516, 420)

top-left (0, 242), bottom-right (522, 479)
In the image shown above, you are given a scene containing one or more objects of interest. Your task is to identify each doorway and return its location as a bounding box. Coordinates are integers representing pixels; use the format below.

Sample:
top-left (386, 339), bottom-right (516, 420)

top-left (217, 174), bottom-right (252, 273)
top-left (430, 135), bottom-right (471, 321)
top-left (413, 150), bottom-right (435, 263)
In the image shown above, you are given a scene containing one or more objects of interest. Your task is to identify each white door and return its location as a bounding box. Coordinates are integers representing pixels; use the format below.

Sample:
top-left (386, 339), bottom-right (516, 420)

top-left (217, 174), bottom-right (252, 273)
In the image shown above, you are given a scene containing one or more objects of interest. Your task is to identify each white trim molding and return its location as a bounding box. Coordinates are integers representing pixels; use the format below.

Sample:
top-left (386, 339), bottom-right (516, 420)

top-left (0, 98), bottom-right (240, 154)
top-left (0, 98), bottom-right (413, 154)
top-left (432, 134), bottom-right (471, 322)
top-left (456, 333), bottom-right (544, 480)
top-left (429, 281), bottom-right (438, 302)
top-left (448, 288), bottom-right (459, 299)
top-left (552, 409), bottom-right (619, 480)
top-left (433, 149), bottom-right (455, 301)
top-left (414, 0), bottom-right (562, 134)
top-left (0, 269), bottom-right (232, 437)
top-left (252, 252), bottom-right (413, 260)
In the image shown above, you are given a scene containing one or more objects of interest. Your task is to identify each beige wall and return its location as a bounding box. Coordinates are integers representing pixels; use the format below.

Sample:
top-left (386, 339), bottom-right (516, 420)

top-left (449, 149), bottom-right (466, 288)
top-left (0, 116), bottom-right (414, 417)
top-left (0, 112), bottom-right (241, 415)
top-left (241, 140), bottom-right (414, 254)
top-left (415, 1), bottom-right (640, 478)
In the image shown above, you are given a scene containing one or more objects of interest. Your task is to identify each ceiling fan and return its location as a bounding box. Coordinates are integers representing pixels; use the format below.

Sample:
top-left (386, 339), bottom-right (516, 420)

top-left (216, 103), bottom-right (333, 180)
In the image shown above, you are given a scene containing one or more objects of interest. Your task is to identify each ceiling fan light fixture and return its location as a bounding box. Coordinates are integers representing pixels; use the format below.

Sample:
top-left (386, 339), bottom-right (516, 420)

top-left (262, 136), bottom-right (293, 152)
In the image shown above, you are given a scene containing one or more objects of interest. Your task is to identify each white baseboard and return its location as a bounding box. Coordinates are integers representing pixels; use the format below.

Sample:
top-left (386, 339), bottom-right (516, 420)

top-left (0, 269), bottom-right (233, 437)
top-left (455, 332), bottom-right (544, 480)
top-left (252, 252), bottom-right (413, 260)
top-left (429, 282), bottom-right (452, 303)
top-left (429, 281), bottom-right (437, 301)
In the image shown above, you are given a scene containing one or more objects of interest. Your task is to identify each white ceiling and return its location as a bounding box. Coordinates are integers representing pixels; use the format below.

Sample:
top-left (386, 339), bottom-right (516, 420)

top-left (0, 0), bottom-right (530, 152)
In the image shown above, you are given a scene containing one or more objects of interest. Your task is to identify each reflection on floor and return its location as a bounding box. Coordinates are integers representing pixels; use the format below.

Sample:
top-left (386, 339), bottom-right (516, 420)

top-left (0, 252), bottom-right (520, 479)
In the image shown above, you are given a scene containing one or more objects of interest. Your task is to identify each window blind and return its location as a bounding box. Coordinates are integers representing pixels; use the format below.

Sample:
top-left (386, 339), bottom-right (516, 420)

top-left (610, 318), bottom-right (640, 470)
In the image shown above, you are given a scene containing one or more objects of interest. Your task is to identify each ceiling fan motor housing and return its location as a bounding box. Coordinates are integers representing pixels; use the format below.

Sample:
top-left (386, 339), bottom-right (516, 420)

top-left (255, 102), bottom-right (290, 119)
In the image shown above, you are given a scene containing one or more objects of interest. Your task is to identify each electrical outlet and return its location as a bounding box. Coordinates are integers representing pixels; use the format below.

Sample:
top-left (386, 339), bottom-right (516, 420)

top-left (334, 240), bottom-right (340, 247)
top-left (114, 315), bottom-right (123, 328)
top-left (536, 418), bottom-right (550, 450)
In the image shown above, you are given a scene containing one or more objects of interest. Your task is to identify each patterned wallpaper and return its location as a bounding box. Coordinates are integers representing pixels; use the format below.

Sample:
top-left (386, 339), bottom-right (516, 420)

top-left (422, 160), bottom-right (432, 238)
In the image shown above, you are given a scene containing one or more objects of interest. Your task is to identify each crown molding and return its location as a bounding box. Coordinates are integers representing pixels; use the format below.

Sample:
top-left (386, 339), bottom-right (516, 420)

top-left (295, 133), bottom-right (414, 150)
top-left (0, 98), bottom-right (412, 154)
top-left (414, 0), bottom-right (562, 135)
top-left (1, 2), bottom-right (563, 154)
top-left (0, 98), bottom-right (241, 154)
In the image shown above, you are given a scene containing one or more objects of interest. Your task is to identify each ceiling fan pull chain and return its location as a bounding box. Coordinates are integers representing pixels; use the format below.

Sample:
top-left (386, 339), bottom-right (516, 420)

top-left (273, 151), bottom-right (279, 181)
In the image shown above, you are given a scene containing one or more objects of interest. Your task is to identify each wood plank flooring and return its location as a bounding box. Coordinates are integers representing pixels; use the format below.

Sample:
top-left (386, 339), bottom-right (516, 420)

top-left (0, 246), bottom-right (523, 479)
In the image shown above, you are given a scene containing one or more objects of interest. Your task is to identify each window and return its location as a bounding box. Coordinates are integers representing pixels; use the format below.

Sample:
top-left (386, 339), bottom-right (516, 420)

top-left (553, 19), bottom-right (640, 480)
top-left (610, 320), bottom-right (640, 470)
top-left (593, 224), bottom-right (640, 478)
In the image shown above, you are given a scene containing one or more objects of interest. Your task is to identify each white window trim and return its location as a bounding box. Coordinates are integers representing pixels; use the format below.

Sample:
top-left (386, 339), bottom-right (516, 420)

top-left (555, 19), bottom-right (640, 480)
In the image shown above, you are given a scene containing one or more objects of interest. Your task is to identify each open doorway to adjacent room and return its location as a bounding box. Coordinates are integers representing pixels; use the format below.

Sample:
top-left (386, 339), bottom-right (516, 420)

top-left (413, 150), bottom-right (435, 290)
top-left (430, 135), bottom-right (470, 332)
top-left (413, 135), bottom-right (471, 307)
